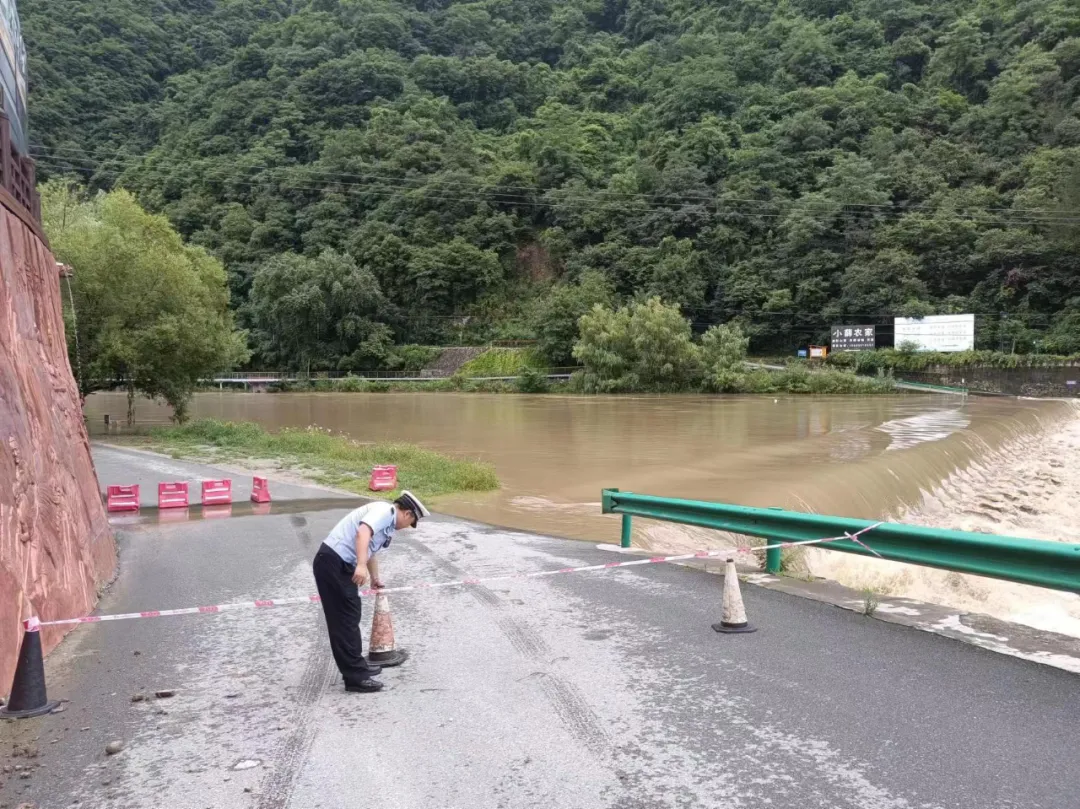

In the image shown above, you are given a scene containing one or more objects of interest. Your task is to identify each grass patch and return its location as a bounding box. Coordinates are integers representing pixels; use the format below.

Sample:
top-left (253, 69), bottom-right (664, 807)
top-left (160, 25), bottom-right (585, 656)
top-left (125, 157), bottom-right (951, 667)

top-left (737, 365), bottom-right (896, 394)
top-left (138, 419), bottom-right (499, 499)
top-left (457, 347), bottom-right (547, 377)
top-left (861, 588), bottom-right (880, 618)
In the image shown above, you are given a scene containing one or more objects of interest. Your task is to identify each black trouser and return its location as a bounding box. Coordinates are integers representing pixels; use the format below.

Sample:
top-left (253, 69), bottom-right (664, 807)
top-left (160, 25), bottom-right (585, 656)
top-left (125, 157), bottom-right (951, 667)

top-left (313, 544), bottom-right (380, 684)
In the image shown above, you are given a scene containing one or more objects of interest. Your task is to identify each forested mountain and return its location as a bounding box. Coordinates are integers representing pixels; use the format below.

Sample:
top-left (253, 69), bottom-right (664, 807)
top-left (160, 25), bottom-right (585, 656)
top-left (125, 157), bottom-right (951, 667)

top-left (22, 0), bottom-right (1080, 368)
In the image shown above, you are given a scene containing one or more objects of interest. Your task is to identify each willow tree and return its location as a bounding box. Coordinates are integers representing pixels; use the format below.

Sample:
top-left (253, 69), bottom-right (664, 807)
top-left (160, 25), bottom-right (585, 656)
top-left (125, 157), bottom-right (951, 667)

top-left (43, 181), bottom-right (249, 424)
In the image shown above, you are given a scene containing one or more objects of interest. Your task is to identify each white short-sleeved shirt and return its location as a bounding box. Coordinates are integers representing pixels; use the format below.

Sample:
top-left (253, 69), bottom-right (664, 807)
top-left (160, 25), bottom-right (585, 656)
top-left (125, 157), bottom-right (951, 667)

top-left (322, 502), bottom-right (397, 566)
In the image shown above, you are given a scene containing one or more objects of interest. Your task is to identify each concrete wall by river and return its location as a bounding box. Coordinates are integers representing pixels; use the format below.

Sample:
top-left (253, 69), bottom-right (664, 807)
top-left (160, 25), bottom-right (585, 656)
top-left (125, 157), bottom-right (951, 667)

top-left (902, 363), bottom-right (1080, 397)
top-left (0, 205), bottom-right (114, 692)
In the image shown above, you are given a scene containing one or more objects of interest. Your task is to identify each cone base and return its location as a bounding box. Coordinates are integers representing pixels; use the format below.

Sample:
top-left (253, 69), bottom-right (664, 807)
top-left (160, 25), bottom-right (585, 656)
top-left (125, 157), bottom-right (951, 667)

top-left (0, 699), bottom-right (60, 720)
top-left (367, 648), bottom-right (409, 668)
top-left (711, 623), bottom-right (757, 634)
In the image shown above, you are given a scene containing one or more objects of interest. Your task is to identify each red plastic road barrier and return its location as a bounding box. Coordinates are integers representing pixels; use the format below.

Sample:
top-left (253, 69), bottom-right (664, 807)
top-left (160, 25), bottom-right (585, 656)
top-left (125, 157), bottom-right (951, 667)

top-left (106, 485), bottom-right (140, 512)
top-left (201, 478), bottom-right (232, 506)
top-left (251, 476), bottom-right (271, 503)
top-left (158, 482), bottom-right (190, 509)
top-left (369, 465), bottom-right (398, 492)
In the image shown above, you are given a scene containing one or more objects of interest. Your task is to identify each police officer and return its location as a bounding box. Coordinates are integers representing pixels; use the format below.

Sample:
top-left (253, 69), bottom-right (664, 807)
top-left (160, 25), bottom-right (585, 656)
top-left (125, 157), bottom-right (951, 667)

top-left (313, 491), bottom-right (429, 693)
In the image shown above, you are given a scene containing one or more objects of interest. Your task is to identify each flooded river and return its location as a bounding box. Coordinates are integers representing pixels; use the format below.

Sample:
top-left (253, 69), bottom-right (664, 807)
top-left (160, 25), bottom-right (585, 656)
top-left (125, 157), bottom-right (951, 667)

top-left (85, 391), bottom-right (1080, 635)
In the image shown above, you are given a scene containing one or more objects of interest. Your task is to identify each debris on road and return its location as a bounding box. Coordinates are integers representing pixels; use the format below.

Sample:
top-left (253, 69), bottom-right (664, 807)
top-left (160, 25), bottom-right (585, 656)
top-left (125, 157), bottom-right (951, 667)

top-left (104, 741), bottom-right (124, 756)
top-left (154, 690), bottom-right (177, 699)
top-left (130, 694), bottom-right (146, 703)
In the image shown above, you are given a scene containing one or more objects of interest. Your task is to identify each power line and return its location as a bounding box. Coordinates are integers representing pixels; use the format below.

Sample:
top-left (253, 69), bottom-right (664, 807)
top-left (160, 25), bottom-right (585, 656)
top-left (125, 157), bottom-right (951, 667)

top-left (32, 156), bottom-right (1080, 232)
top-left (31, 143), bottom-right (1080, 221)
top-left (34, 149), bottom-right (1079, 226)
top-left (30, 146), bottom-right (1080, 226)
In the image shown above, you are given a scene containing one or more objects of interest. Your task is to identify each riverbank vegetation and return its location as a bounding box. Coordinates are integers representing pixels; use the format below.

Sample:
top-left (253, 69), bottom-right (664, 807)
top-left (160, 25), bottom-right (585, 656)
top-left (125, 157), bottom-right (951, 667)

top-left (126, 420), bottom-right (499, 498)
top-left (572, 298), bottom-right (894, 393)
top-left (259, 298), bottom-right (894, 395)
top-left (827, 348), bottom-right (1080, 375)
top-left (25, 0), bottom-right (1080, 373)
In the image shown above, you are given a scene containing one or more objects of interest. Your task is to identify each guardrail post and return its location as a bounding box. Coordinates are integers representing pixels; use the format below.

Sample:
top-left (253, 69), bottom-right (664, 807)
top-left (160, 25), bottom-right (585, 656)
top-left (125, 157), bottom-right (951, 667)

top-left (765, 540), bottom-right (782, 574)
top-left (764, 508), bottom-right (784, 573)
top-left (621, 514), bottom-right (633, 548)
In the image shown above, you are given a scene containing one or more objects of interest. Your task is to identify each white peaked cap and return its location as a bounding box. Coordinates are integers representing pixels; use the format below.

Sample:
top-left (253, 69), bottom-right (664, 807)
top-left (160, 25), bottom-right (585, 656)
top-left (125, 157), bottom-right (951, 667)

top-left (398, 490), bottom-right (430, 518)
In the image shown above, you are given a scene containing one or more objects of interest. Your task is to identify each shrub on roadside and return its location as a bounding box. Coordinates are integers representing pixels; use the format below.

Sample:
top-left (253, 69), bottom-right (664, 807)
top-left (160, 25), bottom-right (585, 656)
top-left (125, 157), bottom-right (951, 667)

top-left (516, 366), bottom-right (551, 393)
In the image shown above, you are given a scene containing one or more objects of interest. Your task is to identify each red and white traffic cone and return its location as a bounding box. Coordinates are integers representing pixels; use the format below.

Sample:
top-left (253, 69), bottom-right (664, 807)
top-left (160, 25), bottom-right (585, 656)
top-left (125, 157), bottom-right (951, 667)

top-left (1, 617), bottom-right (61, 719)
top-left (712, 560), bottom-right (757, 634)
top-left (366, 593), bottom-right (408, 667)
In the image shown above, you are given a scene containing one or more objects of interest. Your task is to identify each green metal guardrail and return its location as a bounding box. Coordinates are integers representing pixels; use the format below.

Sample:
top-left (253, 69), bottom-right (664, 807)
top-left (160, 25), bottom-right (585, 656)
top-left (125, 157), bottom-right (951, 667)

top-left (601, 489), bottom-right (1080, 593)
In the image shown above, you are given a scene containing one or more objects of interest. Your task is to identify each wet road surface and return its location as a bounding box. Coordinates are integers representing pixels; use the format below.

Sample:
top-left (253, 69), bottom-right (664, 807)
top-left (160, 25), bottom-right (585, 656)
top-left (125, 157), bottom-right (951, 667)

top-left (1, 449), bottom-right (1078, 809)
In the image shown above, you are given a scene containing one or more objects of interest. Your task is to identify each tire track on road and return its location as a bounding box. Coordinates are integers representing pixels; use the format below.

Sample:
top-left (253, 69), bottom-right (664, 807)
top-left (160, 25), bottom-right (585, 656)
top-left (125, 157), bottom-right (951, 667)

top-left (255, 635), bottom-right (335, 809)
top-left (405, 537), bottom-right (611, 755)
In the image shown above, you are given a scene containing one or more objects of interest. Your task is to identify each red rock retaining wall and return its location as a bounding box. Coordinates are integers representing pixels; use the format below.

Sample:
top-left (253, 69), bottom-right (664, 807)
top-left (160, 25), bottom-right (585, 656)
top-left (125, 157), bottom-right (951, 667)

top-left (0, 203), bottom-right (115, 694)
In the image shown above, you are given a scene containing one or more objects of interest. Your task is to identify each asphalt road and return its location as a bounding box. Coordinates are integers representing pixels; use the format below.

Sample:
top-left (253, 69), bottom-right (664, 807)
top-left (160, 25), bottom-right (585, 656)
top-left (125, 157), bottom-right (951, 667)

top-left (1, 449), bottom-right (1077, 809)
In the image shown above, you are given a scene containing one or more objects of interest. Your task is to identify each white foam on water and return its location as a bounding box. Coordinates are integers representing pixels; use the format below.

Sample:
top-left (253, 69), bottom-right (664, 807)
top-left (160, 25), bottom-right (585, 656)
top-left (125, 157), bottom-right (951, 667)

top-left (810, 406), bottom-right (1080, 638)
top-left (875, 408), bottom-right (971, 451)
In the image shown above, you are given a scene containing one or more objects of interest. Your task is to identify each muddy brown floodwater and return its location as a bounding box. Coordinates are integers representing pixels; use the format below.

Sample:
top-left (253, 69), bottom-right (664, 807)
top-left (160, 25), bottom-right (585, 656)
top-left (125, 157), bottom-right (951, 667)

top-left (85, 391), bottom-right (1080, 636)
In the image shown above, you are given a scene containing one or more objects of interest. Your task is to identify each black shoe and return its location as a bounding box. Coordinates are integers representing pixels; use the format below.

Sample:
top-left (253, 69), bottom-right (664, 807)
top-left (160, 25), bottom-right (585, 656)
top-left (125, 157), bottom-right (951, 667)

top-left (342, 665), bottom-right (381, 683)
top-left (345, 678), bottom-right (384, 693)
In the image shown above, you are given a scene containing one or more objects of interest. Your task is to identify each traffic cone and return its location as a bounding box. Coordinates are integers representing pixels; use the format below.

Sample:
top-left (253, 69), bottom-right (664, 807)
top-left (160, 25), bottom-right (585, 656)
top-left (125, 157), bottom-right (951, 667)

top-left (711, 560), bottom-right (757, 634)
top-left (1, 618), bottom-right (61, 719)
top-left (366, 593), bottom-right (408, 667)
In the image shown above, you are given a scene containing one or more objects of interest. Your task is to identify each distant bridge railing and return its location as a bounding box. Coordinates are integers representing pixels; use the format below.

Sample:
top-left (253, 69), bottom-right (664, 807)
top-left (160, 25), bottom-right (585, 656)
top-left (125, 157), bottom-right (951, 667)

top-left (601, 489), bottom-right (1080, 593)
top-left (205, 370), bottom-right (575, 384)
top-left (91, 371), bottom-right (574, 387)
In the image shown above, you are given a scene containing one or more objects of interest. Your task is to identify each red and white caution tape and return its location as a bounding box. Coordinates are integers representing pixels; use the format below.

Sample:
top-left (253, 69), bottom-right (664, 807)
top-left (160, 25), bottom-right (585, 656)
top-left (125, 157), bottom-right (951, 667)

top-left (37, 524), bottom-right (881, 628)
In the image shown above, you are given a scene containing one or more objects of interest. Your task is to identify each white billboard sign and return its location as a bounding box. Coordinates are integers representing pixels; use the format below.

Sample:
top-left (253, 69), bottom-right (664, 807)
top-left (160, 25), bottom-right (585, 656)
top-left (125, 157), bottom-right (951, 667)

top-left (893, 314), bottom-right (974, 352)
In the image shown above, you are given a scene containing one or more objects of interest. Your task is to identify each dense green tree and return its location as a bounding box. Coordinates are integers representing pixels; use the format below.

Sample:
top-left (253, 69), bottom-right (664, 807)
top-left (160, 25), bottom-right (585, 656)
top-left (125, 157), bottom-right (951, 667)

top-left (574, 298), bottom-right (702, 392)
top-left (701, 322), bottom-right (750, 392)
top-left (21, 0), bottom-right (1080, 362)
top-left (44, 181), bottom-right (249, 422)
top-left (532, 270), bottom-right (614, 366)
top-left (246, 250), bottom-right (395, 374)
